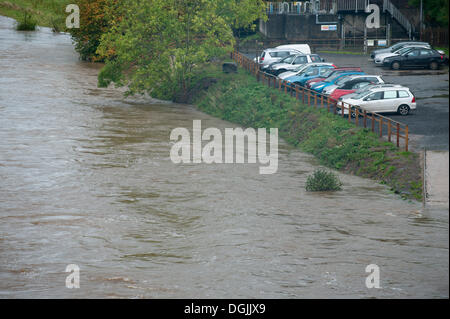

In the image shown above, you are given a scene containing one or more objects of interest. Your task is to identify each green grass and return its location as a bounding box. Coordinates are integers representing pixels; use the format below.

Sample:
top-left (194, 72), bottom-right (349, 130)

top-left (0, 0), bottom-right (71, 31)
top-left (189, 60), bottom-right (422, 200)
top-left (435, 47), bottom-right (449, 56)
top-left (16, 10), bottom-right (36, 30)
top-left (317, 50), bottom-right (366, 55)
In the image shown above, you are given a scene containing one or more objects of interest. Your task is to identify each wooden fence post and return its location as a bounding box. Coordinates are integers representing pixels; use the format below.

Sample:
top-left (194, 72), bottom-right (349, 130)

top-left (405, 125), bottom-right (409, 152)
top-left (387, 121), bottom-right (391, 142)
top-left (371, 114), bottom-right (375, 132)
top-left (379, 118), bottom-right (383, 137)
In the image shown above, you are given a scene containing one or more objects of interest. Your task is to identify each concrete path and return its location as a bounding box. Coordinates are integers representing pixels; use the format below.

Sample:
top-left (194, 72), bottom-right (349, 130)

top-left (425, 151), bottom-right (449, 207)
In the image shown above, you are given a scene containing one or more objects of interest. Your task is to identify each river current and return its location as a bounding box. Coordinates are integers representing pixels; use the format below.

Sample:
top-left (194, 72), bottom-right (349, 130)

top-left (0, 16), bottom-right (448, 298)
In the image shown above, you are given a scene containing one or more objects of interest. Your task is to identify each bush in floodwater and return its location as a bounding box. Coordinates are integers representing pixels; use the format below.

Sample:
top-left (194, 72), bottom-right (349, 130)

top-left (306, 169), bottom-right (343, 192)
top-left (16, 12), bottom-right (37, 31)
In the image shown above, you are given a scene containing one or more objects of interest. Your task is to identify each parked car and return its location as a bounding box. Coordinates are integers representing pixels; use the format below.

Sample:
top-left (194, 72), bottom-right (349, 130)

top-left (256, 48), bottom-right (302, 67)
top-left (374, 44), bottom-right (431, 65)
top-left (276, 44), bottom-right (312, 55)
top-left (264, 53), bottom-right (324, 75)
top-left (310, 71), bottom-right (366, 93)
top-left (322, 75), bottom-right (384, 95)
top-left (339, 86), bottom-right (416, 116)
top-left (335, 84), bottom-right (405, 101)
top-left (383, 48), bottom-right (446, 70)
top-left (370, 41), bottom-right (430, 59)
top-left (305, 67), bottom-right (363, 88)
top-left (278, 62), bottom-right (335, 80)
top-left (284, 64), bottom-right (336, 86)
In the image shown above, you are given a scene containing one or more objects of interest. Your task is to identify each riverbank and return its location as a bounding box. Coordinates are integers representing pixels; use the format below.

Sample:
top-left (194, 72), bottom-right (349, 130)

top-left (0, 0), bottom-right (69, 31)
top-left (186, 60), bottom-right (423, 201)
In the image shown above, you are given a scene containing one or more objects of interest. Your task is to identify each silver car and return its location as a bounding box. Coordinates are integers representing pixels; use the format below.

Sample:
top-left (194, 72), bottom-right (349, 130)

top-left (266, 54), bottom-right (324, 76)
top-left (278, 62), bottom-right (335, 80)
top-left (256, 48), bottom-right (302, 67)
top-left (339, 86), bottom-right (416, 116)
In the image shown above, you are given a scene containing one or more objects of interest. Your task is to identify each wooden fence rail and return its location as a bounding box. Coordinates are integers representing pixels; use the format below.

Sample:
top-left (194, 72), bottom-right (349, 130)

top-left (231, 50), bottom-right (410, 151)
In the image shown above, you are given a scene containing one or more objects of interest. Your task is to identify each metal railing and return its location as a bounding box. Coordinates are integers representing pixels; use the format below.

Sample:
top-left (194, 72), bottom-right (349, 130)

top-left (231, 50), bottom-right (410, 151)
top-left (383, 0), bottom-right (414, 39)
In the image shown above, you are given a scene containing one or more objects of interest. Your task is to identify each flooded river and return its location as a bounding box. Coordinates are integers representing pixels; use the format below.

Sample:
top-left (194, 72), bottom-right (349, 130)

top-left (0, 16), bottom-right (448, 298)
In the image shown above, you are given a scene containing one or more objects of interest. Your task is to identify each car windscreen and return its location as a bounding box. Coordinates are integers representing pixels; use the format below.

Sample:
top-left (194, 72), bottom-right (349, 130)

top-left (396, 47), bottom-right (415, 55)
top-left (390, 43), bottom-right (405, 52)
top-left (325, 73), bottom-right (345, 82)
top-left (321, 68), bottom-right (335, 77)
top-left (297, 65), bottom-right (314, 74)
top-left (335, 75), bottom-right (352, 86)
top-left (352, 90), bottom-right (371, 100)
top-left (294, 64), bottom-right (310, 72)
top-left (279, 55), bottom-right (296, 63)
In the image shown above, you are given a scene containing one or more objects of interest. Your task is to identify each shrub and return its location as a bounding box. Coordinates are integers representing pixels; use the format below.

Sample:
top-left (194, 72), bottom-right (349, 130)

top-left (16, 11), bottom-right (36, 31)
top-left (305, 169), bottom-right (343, 192)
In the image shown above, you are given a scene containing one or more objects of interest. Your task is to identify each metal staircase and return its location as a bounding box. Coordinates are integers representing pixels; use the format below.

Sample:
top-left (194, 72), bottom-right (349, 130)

top-left (382, 0), bottom-right (414, 38)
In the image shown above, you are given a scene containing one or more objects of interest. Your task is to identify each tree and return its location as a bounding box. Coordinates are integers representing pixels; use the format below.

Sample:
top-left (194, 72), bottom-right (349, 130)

top-left (409, 0), bottom-right (449, 27)
top-left (96, 0), bottom-right (266, 102)
top-left (69, 0), bottom-right (118, 61)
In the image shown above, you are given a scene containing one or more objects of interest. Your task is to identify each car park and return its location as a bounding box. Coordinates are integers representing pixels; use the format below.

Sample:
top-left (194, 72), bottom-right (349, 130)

top-left (284, 64), bottom-right (336, 86)
top-left (264, 53), bottom-right (324, 75)
top-left (310, 71), bottom-right (366, 93)
top-left (339, 86), bottom-right (416, 116)
top-left (370, 41), bottom-right (430, 59)
top-left (374, 45), bottom-right (431, 65)
top-left (322, 75), bottom-right (384, 95)
top-left (278, 62), bottom-right (335, 80)
top-left (256, 48), bottom-right (302, 67)
top-left (382, 48), bottom-right (446, 70)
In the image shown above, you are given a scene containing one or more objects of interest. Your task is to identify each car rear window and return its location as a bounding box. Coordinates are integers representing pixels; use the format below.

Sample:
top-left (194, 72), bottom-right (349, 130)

top-left (398, 90), bottom-right (410, 98)
top-left (277, 51), bottom-right (290, 58)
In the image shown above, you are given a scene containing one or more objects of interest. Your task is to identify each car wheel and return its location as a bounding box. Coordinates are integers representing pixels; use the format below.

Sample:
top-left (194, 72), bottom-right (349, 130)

top-left (397, 104), bottom-right (410, 116)
top-left (391, 62), bottom-right (401, 70)
top-left (429, 61), bottom-right (439, 70)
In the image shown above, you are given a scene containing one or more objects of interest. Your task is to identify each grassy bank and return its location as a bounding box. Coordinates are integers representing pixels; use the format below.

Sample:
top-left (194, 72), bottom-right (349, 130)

top-left (0, 0), bottom-right (70, 31)
top-left (187, 60), bottom-right (422, 201)
top-left (317, 50), bottom-right (367, 55)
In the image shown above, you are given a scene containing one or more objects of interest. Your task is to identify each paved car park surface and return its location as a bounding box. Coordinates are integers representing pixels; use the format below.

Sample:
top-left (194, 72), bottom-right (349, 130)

top-left (319, 53), bottom-right (449, 151)
top-left (245, 51), bottom-right (449, 151)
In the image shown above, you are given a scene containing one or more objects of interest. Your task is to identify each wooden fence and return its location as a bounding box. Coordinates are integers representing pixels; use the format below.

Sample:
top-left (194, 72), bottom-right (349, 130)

top-left (231, 50), bottom-right (410, 151)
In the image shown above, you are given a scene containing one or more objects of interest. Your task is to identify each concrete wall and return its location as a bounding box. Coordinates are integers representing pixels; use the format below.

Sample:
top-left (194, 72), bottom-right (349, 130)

top-left (259, 12), bottom-right (410, 41)
top-left (260, 14), bottom-right (340, 40)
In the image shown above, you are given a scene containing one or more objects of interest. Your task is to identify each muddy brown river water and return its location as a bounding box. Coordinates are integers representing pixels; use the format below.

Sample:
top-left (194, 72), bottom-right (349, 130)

top-left (0, 16), bottom-right (448, 298)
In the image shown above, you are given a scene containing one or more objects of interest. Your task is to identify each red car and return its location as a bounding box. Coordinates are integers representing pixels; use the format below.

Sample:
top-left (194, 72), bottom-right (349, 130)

top-left (305, 67), bottom-right (363, 88)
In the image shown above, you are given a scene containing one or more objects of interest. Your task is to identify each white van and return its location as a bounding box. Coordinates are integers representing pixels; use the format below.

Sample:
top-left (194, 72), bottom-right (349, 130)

top-left (276, 44), bottom-right (311, 55)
